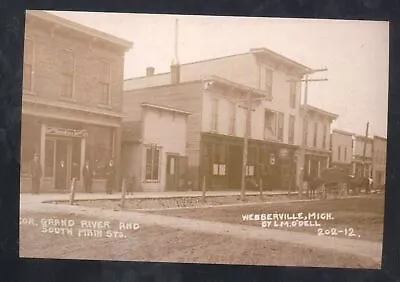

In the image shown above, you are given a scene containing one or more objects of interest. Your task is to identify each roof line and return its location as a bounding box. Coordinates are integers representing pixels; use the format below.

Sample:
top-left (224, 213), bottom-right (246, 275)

top-left (28, 10), bottom-right (133, 50)
top-left (332, 129), bottom-right (354, 136)
top-left (141, 103), bottom-right (191, 115)
top-left (301, 104), bottom-right (338, 119)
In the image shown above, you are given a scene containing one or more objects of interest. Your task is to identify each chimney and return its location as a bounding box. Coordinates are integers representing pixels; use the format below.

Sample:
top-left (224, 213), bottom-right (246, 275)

top-left (146, 67), bottom-right (155, 77)
top-left (171, 19), bottom-right (180, 84)
top-left (171, 64), bottom-right (180, 84)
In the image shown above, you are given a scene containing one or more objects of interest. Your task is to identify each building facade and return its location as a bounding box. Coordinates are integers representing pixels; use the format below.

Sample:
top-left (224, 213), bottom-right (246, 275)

top-left (352, 135), bottom-right (373, 178)
top-left (330, 129), bottom-right (353, 174)
top-left (123, 48), bottom-right (311, 191)
top-left (121, 103), bottom-right (190, 192)
top-left (300, 105), bottom-right (338, 180)
top-left (372, 135), bottom-right (387, 189)
top-left (20, 11), bottom-right (132, 192)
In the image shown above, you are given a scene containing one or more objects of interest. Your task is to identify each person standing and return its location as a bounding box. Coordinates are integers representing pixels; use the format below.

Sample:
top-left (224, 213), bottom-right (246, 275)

top-left (30, 154), bottom-right (42, 194)
top-left (82, 160), bottom-right (93, 193)
top-left (71, 162), bottom-right (80, 192)
top-left (105, 159), bottom-right (115, 195)
top-left (55, 160), bottom-right (67, 191)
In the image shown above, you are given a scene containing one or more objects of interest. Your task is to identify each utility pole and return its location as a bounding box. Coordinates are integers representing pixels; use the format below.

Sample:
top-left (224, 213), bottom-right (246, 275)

top-left (362, 122), bottom-right (370, 178)
top-left (241, 91), bottom-right (252, 201)
top-left (298, 68), bottom-right (328, 198)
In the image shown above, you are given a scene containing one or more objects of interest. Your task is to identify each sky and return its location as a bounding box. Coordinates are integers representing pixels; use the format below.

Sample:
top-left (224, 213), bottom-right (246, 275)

top-left (48, 11), bottom-right (389, 138)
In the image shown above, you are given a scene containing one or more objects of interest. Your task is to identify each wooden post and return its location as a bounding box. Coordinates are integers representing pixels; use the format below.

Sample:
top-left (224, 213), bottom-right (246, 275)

top-left (69, 178), bottom-right (76, 205)
top-left (120, 178), bottom-right (127, 210)
top-left (241, 91), bottom-right (252, 201)
top-left (202, 175), bottom-right (206, 202)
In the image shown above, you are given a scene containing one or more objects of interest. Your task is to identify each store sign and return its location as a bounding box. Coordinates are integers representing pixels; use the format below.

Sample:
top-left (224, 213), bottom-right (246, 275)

top-left (46, 126), bottom-right (88, 138)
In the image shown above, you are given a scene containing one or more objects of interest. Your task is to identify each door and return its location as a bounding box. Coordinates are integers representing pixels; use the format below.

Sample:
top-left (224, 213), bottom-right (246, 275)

top-left (54, 139), bottom-right (72, 190)
top-left (166, 154), bottom-right (179, 191)
top-left (228, 145), bottom-right (242, 190)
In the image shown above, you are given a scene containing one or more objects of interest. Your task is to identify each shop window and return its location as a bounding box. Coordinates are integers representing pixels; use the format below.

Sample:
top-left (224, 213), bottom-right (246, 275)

top-left (246, 147), bottom-right (256, 176)
top-left (213, 143), bottom-right (226, 176)
top-left (145, 145), bottom-right (161, 182)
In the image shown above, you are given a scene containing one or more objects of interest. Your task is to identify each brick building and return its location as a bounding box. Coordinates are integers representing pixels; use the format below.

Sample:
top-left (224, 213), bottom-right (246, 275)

top-left (123, 48), bottom-right (311, 191)
top-left (330, 129), bottom-right (353, 174)
top-left (300, 105), bottom-right (338, 180)
top-left (20, 11), bottom-right (132, 192)
top-left (352, 135), bottom-right (373, 179)
top-left (372, 135), bottom-right (387, 189)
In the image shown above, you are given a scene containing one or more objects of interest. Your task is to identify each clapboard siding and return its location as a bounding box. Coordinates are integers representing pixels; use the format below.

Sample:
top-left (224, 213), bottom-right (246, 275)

top-left (123, 81), bottom-right (204, 188)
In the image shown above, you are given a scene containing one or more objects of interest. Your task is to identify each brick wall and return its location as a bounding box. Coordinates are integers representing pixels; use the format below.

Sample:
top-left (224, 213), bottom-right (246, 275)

top-left (24, 18), bottom-right (125, 113)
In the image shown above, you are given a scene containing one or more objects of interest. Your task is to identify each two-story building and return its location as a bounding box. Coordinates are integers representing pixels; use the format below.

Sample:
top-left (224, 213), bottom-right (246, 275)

top-left (21, 11), bottom-right (132, 192)
top-left (372, 135), bottom-right (387, 189)
top-left (300, 105), bottom-right (338, 180)
top-left (330, 129), bottom-right (353, 174)
top-left (121, 103), bottom-right (190, 192)
top-left (352, 135), bottom-right (373, 178)
top-left (123, 48), bottom-right (312, 191)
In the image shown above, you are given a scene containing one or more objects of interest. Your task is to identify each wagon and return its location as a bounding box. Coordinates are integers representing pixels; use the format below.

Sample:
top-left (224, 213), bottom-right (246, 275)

top-left (308, 167), bottom-right (352, 199)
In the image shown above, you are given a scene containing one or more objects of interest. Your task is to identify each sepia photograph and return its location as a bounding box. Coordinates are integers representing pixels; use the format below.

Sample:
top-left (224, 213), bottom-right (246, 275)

top-left (19, 10), bottom-right (389, 269)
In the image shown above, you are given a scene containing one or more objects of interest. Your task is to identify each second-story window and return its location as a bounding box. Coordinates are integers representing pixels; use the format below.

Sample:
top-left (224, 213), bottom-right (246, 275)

top-left (303, 118), bottom-right (308, 146)
top-left (289, 115), bottom-right (295, 145)
top-left (313, 122), bottom-right (318, 148)
top-left (60, 49), bottom-right (74, 99)
top-left (344, 147), bottom-right (348, 161)
top-left (277, 112), bottom-right (284, 142)
top-left (99, 60), bottom-right (111, 105)
top-left (289, 81), bottom-right (296, 109)
top-left (23, 39), bottom-right (34, 91)
top-left (211, 98), bottom-right (219, 132)
top-left (229, 101), bottom-right (236, 135)
top-left (338, 146), bottom-right (341, 161)
top-left (322, 124), bottom-right (327, 149)
top-left (260, 66), bottom-right (273, 96)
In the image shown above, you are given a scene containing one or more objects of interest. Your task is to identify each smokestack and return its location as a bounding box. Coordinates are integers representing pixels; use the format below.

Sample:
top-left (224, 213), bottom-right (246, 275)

top-left (171, 19), bottom-right (180, 84)
top-left (146, 67), bottom-right (155, 77)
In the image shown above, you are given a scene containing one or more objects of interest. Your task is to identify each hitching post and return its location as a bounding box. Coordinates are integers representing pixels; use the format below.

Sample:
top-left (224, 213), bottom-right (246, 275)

top-left (69, 178), bottom-right (76, 205)
top-left (120, 178), bottom-right (127, 209)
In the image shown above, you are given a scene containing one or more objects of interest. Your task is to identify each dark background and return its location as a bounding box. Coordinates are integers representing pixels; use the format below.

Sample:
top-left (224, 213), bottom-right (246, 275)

top-left (1, 0), bottom-right (399, 281)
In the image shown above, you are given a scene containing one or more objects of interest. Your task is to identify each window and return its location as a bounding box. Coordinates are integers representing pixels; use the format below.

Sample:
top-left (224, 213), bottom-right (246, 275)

top-left (246, 147), bottom-right (256, 176)
top-left (277, 113), bottom-right (284, 141)
top-left (289, 81), bottom-right (296, 109)
top-left (338, 146), bottom-right (341, 161)
top-left (229, 101), bottom-right (236, 135)
top-left (264, 109), bottom-right (284, 141)
top-left (288, 115), bottom-right (295, 145)
top-left (213, 144), bottom-right (226, 176)
top-left (211, 98), bottom-right (218, 132)
top-left (260, 66), bottom-right (273, 95)
top-left (23, 39), bottom-right (34, 91)
top-left (99, 60), bottom-right (111, 105)
top-left (303, 118), bottom-right (308, 146)
top-left (344, 147), bottom-right (348, 162)
top-left (322, 125), bottom-right (327, 149)
top-left (313, 122), bottom-right (318, 147)
top-left (145, 145), bottom-right (161, 181)
top-left (60, 50), bottom-right (74, 98)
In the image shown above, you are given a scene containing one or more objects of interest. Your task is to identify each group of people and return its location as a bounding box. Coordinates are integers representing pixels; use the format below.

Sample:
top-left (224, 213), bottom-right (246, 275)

top-left (29, 154), bottom-right (117, 195)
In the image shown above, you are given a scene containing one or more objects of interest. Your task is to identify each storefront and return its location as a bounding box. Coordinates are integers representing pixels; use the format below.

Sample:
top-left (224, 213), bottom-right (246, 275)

top-left (303, 150), bottom-right (330, 180)
top-left (20, 114), bottom-right (120, 193)
top-left (200, 132), bottom-right (298, 191)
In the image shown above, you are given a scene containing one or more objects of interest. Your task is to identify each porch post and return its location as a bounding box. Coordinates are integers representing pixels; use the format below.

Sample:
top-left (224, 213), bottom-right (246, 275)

top-left (80, 137), bottom-right (86, 186)
top-left (40, 123), bottom-right (46, 173)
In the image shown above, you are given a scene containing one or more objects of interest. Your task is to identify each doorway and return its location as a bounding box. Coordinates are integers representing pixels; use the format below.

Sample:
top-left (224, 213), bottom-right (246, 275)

top-left (166, 154), bottom-right (179, 191)
top-left (48, 139), bottom-right (73, 190)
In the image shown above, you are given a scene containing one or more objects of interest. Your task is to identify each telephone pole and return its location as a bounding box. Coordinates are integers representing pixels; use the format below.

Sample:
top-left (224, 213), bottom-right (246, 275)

top-left (299, 68), bottom-right (328, 198)
top-left (362, 122), bottom-right (370, 178)
top-left (241, 91), bottom-right (252, 201)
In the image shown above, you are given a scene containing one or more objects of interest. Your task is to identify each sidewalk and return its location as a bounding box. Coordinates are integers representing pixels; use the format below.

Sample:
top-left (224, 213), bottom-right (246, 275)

top-left (20, 190), bottom-right (295, 205)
